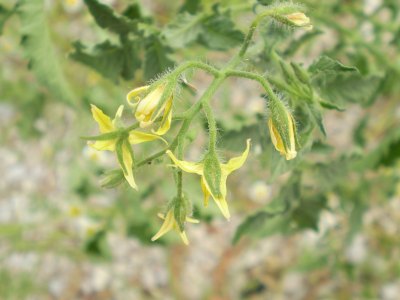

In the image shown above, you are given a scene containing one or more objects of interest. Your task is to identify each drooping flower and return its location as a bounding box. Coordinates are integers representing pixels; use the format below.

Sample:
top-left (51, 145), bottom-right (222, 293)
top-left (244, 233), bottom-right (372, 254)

top-left (268, 110), bottom-right (297, 160)
top-left (285, 12), bottom-right (312, 31)
top-left (166, 139), bottom-right (251, 220)
top-left (89, 104), bottom-right (163, 189)
top-left (151, 209), bottom-right (199, 245)
top-left (126, 84), bottom-right (173, 135)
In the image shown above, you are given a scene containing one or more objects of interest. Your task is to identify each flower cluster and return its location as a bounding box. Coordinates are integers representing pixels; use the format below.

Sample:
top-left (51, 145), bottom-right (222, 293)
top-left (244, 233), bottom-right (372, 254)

top-left (85, 8), bottom-right (309, 243)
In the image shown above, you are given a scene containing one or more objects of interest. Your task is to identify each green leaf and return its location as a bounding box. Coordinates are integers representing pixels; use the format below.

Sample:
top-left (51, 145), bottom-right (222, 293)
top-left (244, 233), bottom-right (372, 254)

top-left (70, 40), bottom-right (140, 81)
top-left (0, 4), bottom-right (15, 35)
top-left (306, 102), bottom-right (326, 136)
top-left (179, 0), bottom-right (202, 14)
top-left (232, 211), bottom-right (290, 244)
top-left (19, 0), bottom-right (76, 106)
top-left (292, 194), bottom-right (327, 230)
top-left (198, 6), bottom-right (244, 51)
top-left (233, 173), bottom-right (301, 243)
top-left (163, 12), bottom-right (203, 48)
top-left (84, 229), bottom-right (111, 259)
top-left (361, 127), bottom-right (400, 169)
top-left (319, 100), bottom-right (345, 111)
top-left (143, 35), bottom-right (174, 80)
top-left (83, 0), bottom-right (137, 35)
top-left (309, 55), bottom-right (358, 74)
top-left (309, 56), bottom-right (382, 106)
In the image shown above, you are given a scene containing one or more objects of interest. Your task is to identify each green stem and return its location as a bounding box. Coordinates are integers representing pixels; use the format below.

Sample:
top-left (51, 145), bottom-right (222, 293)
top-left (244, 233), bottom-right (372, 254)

top-left (202, 102), bottom-right (217, 152)
top-left (225, 70), bottom-right (280, 102)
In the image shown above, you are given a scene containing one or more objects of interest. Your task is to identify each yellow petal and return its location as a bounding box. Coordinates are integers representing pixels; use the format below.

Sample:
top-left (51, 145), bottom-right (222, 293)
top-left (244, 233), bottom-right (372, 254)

top-left (91, 104), bottom-right (114, 133)
top-left (223, 139), bottom-right (251, 174)
top-left (151, 210), bottom-right (174, 242)
top-left (201, 177), bottom-right (211, 207)
top-left (213, 196), bottom-right (231, 220)
top-left (268, 119), bottom-right (285, 156)
top-left (186, 217), bottom-right (200, 224)
top-left (285, 113), bottom-right (297, 160)
top-left (135, 85), bottom-right (164, 121)
top-left (153, 97), bottom-right (172, 136)
top-left (89, 140), bottom-right (116, 151)
top-left (128, 131), bottom-right (167, 145)
top-left (179, 230), bottom-right (190, 245)
top-left (126, 85), bottom-right (149, 106)
top-left (166, 151), bottom-right (204, 175)
top-left (119, 141), bottom-right (137, 190)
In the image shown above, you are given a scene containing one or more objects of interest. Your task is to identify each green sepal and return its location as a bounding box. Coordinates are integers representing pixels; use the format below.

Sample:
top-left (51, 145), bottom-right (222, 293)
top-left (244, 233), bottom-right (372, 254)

top-left (290, 62), bottom-right (310, 85)
top-left (81, 130), bottom-right (121, 141)
top-left (269, 97), bottom-right (295, 154)
top-left (319, 100), bottom-right (345, 111)
top-left (115, 138), bottom-right (128, 174)
top-left (173, 195), bottom-right (189, 232)
top-left (202, 152), bottom-right (223, 199)
top-left (100, 169), bottom-right (125, 189)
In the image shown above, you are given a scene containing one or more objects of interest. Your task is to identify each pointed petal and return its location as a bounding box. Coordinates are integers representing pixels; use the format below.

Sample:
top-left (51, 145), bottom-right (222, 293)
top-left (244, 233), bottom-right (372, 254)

top-left (89, 140), bottom-right (116, 151)
top-left (119, 141), bottom-right (137, 190)
top-left (201, 177), bottom-right (211, 207)
top-left (126, 85), bottom-right (149, 106)
top-left (179, 230), bottom-right (189, 245)
top-left (128, 131), bottom-right (167, 145)
top-left (166, 151), bottom-right (204, 175)
top-left (269, 119), bottom-right (285, 156)
top-left (223, 139), bottom-right (251, 174)
top-left (151, 210), bottom-right (174, 242)
top-left (213, 196), bottom-right (231, 220)
top-left (91, 104), bottom-right (114, 133)
top-left (186, 217), bottom-right (200, 224)
top-left (153, 97), bottom-right (172, 136)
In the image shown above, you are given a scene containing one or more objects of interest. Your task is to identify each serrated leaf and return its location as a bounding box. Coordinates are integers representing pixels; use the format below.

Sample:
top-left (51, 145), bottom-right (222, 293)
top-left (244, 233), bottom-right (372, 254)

top-left (309, 55), bottom-right (358, 74)
top-left (309, 56), bottom-right (382, 106)
top-left (233, 173), bottom-right (301, 243)
top-left (143, 35), bottom-right (174, 80)
top-left (19, 0), bottom-right (75, 106)
top-left (70, 40), bottom-right (140, 81)
top-left (199, 6), bottom-right (244, 51)
top-left (163, 12), bottom-right (203, 48)
top-left (83, 0), bottom-right (137, 35)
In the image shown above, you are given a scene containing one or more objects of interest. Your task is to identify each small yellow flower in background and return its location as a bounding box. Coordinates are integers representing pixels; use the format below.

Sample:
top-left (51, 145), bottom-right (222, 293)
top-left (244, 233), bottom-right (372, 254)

top-left (151, 209), bottom-right (199, 245)
top-left (62, 0), bottom-right (83, 13)
top-left (67, 203), bottom-right (83, 218)
top-left (268, 110), bottom-right (297, 160)
top-left (285, 12), bottom-right (312, 31)
top-left (127, 84), bottom-right (173, 135)
top-left (89, 104), bottom-right (164, 190)
top-left (166, 139), bottom-right (251, 220)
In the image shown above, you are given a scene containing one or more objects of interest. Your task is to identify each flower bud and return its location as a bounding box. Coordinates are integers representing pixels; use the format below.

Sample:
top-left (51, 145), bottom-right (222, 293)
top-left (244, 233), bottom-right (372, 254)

top-left (268, 100), bottom-right (297, 160)
top-left (127, 84), bottom-right (173, 135)
top-left (285, 12), bottom-right (312, 31)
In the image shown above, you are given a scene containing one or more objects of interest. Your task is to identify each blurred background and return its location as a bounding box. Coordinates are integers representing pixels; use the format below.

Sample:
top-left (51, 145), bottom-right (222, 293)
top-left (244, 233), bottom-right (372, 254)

top-left (1, 0), bottom-right (400, 299)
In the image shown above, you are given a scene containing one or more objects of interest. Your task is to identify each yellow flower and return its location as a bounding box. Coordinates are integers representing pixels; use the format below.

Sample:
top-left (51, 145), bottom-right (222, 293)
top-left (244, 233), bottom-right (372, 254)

top-left (89, 104), bottom-right (163, 190)
top-left (268, 110), bottom-right (297, 160)
top-left (166, 139), bottom-right (251, 220)
top-left (151, 209), bottom-right (199, 245)
top-left (126, 84), bottom-right (173, 135)
top-left (285, 12), bottom-right (312, 31)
